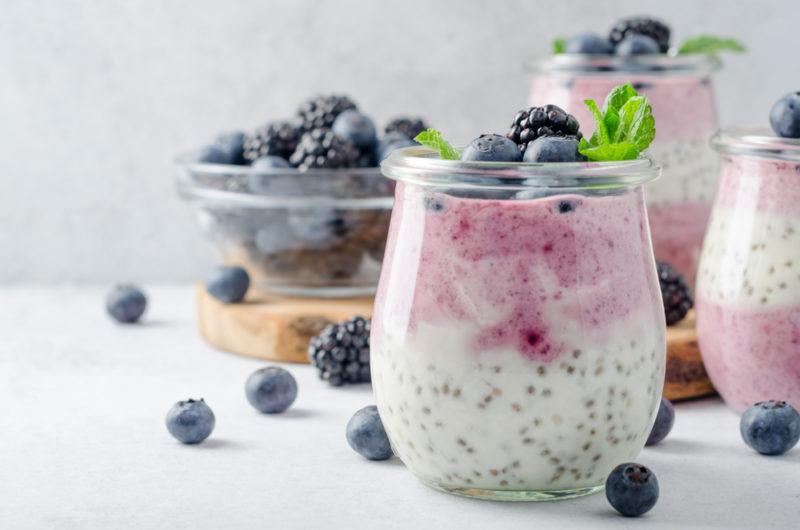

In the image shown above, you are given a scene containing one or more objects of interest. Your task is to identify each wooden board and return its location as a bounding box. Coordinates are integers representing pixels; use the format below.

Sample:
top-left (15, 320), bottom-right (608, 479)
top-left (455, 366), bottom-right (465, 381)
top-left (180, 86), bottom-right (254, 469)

top-left (198, 286), bottom-right (715, 400)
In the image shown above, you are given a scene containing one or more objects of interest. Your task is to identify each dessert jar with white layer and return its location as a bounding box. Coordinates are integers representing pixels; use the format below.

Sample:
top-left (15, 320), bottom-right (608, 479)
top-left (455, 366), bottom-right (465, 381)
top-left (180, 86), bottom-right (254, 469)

top-left (371, 149), bottom-right (666, 501)
top-left (696, 129), bottom-right (800, 412)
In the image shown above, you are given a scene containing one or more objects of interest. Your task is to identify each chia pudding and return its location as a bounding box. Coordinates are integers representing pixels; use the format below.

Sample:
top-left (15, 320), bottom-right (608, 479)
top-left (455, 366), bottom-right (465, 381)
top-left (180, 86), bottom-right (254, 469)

top-left (528, 54), bottom-right (722, 283)
top-left (373, 152), bottom-right (666, 500)
top-left (696, 129), bottom-right (800, 412)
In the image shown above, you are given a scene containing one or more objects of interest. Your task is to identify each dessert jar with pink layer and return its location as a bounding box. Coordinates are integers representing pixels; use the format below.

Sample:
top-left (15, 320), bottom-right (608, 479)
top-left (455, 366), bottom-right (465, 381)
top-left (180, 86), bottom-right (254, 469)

top-left (696, 129), bottom-right (800, 412)
top-left (528, 54), bottom-right (722, 283)
top-left (372, 148), bottom-right (666, 501)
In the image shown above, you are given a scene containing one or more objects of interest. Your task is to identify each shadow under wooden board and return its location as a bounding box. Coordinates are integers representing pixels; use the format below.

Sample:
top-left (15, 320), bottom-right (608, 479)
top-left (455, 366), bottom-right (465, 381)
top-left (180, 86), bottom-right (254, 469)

top-left (197, 285), bottom-right (715, 401)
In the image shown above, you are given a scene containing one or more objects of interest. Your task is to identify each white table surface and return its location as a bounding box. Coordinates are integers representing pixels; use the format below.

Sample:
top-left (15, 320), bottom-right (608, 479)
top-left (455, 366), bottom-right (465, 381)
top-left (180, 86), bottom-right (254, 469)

top-left (1, 285), bottom-right (797, 530)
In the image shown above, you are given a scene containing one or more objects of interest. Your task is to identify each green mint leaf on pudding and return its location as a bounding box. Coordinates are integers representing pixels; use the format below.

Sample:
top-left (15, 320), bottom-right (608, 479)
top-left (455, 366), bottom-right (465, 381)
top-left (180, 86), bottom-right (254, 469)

top-left (678, 36), bottom-right (745, 55)
top-left (553, 37), bottom-right (566, 54)
top-left (579, 83), bottom-right (656, 161)
top-left (414, 128), bottom-right (460, 160)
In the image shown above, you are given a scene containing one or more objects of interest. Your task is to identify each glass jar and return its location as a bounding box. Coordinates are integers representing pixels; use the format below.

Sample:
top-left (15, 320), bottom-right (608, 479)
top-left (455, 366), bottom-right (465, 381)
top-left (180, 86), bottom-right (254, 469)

top-left (372, 148), bottom-right (665, 500)
top-left (696, 128), bottom-right (800, 412)
top-left (528, 54), bottom-right (722, 285)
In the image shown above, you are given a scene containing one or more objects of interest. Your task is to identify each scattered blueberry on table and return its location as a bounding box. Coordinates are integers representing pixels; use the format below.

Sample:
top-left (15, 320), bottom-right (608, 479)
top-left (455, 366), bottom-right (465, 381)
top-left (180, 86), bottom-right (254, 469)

top-left (105, 284), bottom-right (147, 323)
top-left (769, 92), bottom-right (800, 138)
top-left (646, 397), bottom-right (675, 446)
top-left (346, 405), bottom-right (393, 461)
top-left (605, 462), bottom-right (659, 517)
top-left (245, 366), bottom-right (298, 414)
top-left (206, 266), bottom-right (250, 303)
top-left (166, 399), bottom-right (216, 444)
top-left (740, 400), bottom-right (800, 456)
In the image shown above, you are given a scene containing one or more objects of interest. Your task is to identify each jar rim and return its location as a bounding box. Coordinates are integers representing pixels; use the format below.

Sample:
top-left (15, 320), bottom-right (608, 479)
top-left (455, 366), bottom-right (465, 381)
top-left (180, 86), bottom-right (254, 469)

top-left (381, 146), bottom-right (661, 190)
top-left (528, 53), bottom-right (722, 76)
top-left (711, 127), bottom-right (800, 162)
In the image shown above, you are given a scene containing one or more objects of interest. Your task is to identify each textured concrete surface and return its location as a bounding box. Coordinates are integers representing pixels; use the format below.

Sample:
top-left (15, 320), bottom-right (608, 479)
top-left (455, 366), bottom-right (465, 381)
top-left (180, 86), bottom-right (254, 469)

top-left (1, 0), bottom-right (797, 282)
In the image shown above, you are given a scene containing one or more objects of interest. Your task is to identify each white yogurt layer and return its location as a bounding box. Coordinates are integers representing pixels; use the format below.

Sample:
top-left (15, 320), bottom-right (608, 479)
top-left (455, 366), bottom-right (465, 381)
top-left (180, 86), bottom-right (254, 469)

top-left (372, 316), bottom-right (664, 492)
top-left (646, 137), bottom-right (719, 206)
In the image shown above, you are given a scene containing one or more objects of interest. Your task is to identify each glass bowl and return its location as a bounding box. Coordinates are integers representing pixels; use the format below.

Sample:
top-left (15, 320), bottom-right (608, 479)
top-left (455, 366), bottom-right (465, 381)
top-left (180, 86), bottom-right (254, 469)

top-left (175, 151), bottom-right (394, 297)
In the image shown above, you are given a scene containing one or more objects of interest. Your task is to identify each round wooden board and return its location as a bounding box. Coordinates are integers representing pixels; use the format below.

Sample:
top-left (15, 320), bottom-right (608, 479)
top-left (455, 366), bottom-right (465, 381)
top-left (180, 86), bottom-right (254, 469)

top-left (197, 286), bottom-right (715, 400)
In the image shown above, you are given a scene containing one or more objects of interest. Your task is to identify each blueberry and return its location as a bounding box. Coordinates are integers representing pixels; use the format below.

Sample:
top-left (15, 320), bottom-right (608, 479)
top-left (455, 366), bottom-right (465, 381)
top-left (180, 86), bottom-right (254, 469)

top-left (646, 397), bottom-right (675, 446)
top-left (195, 145), bottom-right (229, 164)
top-left (206, 266), bottom-right (250, 303)
top-left (460, 134), bottom-right (523, 162)
top-left (245, 366), bottom-right (298, 414)
top-left (377, 132), bottom-right (416, 162)
top-left (423, 196), bottom-right (445, 212)
top-left (740, 400), bottom-right (800, 455)
top-left (605, 463), bottom-right (659, 517)
top-left (524, 136), bottom-right (581, 163)
top-left (106, 284), bottom-right (147, 323)
top-left (769, 92), bottom-right (800, 138)
top-left (346, 405), bottom-right (393, 460)
top-left (556, 200), bottom-right (578, 213)
top-left (332, 109), bottom-right (377, 148)
top-left (615, 35), bottom-right (661, 56)
top-left (251, 156), bottom-right (291, 170)
top-left (165, 399), bottom-right (215, 444)
top-left (565, 33), bottom-right (614, 54)
top-left (215, 131), bottom-right (247, 165)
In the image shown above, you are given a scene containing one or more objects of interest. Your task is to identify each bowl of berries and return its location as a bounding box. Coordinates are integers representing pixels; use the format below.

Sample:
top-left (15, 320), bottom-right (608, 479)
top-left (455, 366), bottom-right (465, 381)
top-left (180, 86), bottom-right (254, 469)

top-left (176, 94), bottom-right (429, 297)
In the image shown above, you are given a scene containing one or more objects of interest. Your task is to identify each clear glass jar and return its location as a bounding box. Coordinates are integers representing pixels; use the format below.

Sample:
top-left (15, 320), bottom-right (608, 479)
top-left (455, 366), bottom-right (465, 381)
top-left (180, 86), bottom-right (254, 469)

top-left (528, 54), bottom-right (722, 285)
top-left (696, 128), bottom-right (800, 412)
top-left (373, 148), bottom-right (665, 501)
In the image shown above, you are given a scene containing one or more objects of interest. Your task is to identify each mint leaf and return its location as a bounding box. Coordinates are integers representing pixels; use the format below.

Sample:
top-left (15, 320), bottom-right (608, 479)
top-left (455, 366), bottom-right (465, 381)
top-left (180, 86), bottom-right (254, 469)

top-left (584, 99), bottom-right (609, 144)
top-left (617, 96), bottom-right (655, 150)
top-left (553, 37), bottom-right (566, 54)
top-left (414, 128), bottom-right (460, 160)
top-left (604, 107), bottom-right (620, 141)
top-left (678, 36), bottom-right (745, 55)
top-left (602, 83), bottom-right (637, 114)
top-left (580, 143), bottom-right (639, 162)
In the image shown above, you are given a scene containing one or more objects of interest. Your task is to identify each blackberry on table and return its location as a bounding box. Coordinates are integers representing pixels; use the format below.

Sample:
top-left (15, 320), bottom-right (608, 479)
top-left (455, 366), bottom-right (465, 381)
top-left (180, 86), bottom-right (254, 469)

top-left (384, 117), bottom-right (429, 140)
top-left (657, 262), bottom-right (693, 325)
top-left (243, 121), bottom-right (302, 162)
top-left (308, 316), bottom-right (371, 386)
top-left (289, 129), bottom-right (360, 171)
top-left (296, 94), bottom-right (357, 132)
top-left (609, 17), bottom-right (671, 53)
top-left (507, 104), bottom-right (582, 154)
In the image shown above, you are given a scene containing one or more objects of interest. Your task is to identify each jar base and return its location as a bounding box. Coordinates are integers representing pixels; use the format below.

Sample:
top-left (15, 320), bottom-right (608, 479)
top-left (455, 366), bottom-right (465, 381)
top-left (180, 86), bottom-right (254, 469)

top-left (420, 477), bottom-right (605, 502)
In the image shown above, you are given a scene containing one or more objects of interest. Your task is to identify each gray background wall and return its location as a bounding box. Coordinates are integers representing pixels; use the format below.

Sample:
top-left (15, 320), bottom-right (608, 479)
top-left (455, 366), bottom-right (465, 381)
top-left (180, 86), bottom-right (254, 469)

top-left (2, 0), bottom-right (797, 283)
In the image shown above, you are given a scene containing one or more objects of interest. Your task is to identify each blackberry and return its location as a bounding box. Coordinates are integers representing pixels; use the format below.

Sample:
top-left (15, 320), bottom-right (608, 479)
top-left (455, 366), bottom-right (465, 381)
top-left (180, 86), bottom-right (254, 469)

top-left (384, 117), bottom-right (428, 140)
top-left (289, 129), bottom-right (360, 171)
top-left (657, 262), bottom-right (693, 325)
top-left (609, 17), bottom-right (671, 53)
top-left (308, 316), bottom-right (371, 386)
top-left (296, 94), bottom-right (357, 132)
top-left (243, 121), bottom-right (302, 162)
top-left (507, 104), bottom-right (582, 154)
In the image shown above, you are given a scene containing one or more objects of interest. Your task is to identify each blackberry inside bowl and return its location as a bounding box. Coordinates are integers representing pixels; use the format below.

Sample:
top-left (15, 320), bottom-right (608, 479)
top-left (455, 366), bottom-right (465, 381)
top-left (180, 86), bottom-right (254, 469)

top-left (176, 152), bottom-right (394, 297)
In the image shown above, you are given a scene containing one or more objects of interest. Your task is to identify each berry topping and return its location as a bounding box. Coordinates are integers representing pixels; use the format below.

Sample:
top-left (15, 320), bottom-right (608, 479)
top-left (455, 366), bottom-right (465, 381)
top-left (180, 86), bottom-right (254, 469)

top-left (377, 132), bottom-right (416, 162)
top-left (243, 121), bottom-right (302, 162)
top-left (289, 129), bottom-right (360, 170)
top-left (251, 155), bottom-right (291, 170)
top-left (332, 109), bottom-right (378, 148)
top-left (523, 136), bottom-right (583, 162)
top-left (657, 262), bottom-right (693, 325)
top-left (346, 405), bottom-right (393, 460)
top-left (214, 131), bottom-right (247, 165)
top-left (646, 397), bottom-right (675, 446)
top-left (615, 34), bottom-right (661, 56)
top-left (384, 117), bottom-right (429, 140)
top-left (564, 33), bottom-right (614, 54)
top-left (296, 94), bottom-right (357, 132)
top-left (609, 17), bottom-right (671, 53)
top-left (245, 366), bottom-right (298, 414)
top-left (206, 265), bottom-right (250, 304)
top-left (165, 399), bottom-right (215, 444)
top-left (106, 284), bottom-right (147, 324)
top-left (308, 316), bottom-right (371, 386)
top-left (507, 104), bottom-right (582, 154)
top-left (460, 134), bottom-right (523, 162)
top-left (605, 463), bottom-right (659, 517)
top-left (769, 92), bottom-right (800, 138)
top-left (740, 400), bottom-right (800, 456)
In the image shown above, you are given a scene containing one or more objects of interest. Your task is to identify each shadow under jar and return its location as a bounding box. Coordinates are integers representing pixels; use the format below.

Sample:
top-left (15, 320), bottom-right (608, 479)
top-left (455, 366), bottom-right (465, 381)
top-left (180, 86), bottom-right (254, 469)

top-left (372, 148), bottom-right (666, 501)
top-left (528, 54), bottom-right (722, 285)
top-left (176, 153), bottom-right (394, 297)
top-left (696, 129), bottom-right (800, 412)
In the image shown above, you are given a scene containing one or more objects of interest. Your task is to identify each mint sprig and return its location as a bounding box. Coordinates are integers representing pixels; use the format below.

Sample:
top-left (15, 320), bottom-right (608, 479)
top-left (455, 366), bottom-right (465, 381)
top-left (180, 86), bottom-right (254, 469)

top-left (553, 37), bottom-right (566, 54)
top-left (414, 128), bottom-right (460, 160)
top-left (578, 83), bottom-right (655, 162)
top-left (678, 36), bottom-right (745, 55)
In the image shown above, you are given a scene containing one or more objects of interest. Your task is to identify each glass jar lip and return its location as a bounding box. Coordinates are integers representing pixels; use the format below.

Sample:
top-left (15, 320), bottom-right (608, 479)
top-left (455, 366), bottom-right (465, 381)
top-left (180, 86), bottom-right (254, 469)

top-left (381, 146), bottom-right (661, 190)
top-left (528, 53), bottom-right (722, 76)
top-left (711, 127), bottom-right (800, 162)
